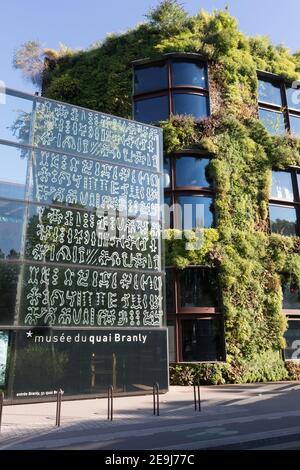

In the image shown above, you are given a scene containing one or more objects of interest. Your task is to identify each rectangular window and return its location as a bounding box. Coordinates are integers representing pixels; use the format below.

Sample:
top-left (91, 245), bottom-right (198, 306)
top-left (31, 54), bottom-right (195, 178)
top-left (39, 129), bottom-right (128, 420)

top-left (179, 268), bottom-right (218, 308)
top-left (284, 320), bottom-right (300, 360)
top-left (177, 195), bottom-right (213, 229)
top-left (163, 157), bottom-right (171, 188)
top-left (269, 204), bottom-right (297, 236)
top-left (175, 156), bottom-right (211, 188)
top-left (271, 171), bottom-right (294, 201)
top-left (289, 115), bottom-right (300, 137)
top-left (0, 200), bottom-right (26, 259)
top-left (258, 80), bottom-right (282, 106)
top-left (0, 144), bottom-right (31, 201)
top-left (258, 108), bottom-right (286, 135)
top-left (0, 263), bottom-right (20, 325)
top-left (181, 318), bottom-right (224, 362)
top-left (282, 277), bottom-right (300, 310)
top-left (166, 269), bottom-right (175, 313)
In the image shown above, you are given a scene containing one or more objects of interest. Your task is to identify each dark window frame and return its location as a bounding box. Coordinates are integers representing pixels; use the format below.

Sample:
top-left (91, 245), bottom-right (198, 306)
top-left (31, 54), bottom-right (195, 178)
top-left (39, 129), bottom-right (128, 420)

top-left (133, 55), bottom-right (210, 122)
top-left (164, 150), bottom-right (215, 229)
top-left (269, 167), bottom-right (300, 236)
top-left (258, 71), bottom-right (300, 136)
top-left (166, 266), bottom-right (225, 363)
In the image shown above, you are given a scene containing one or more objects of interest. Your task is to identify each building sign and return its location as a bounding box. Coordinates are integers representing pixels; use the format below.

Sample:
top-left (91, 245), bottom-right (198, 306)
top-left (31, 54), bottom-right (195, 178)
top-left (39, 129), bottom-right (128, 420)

top-left (0, 89), bottom-right (167, 399)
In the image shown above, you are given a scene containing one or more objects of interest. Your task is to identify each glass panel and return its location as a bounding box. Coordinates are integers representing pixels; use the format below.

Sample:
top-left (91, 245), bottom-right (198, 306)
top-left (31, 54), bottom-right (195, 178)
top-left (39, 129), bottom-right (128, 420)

top-left (10, 329), bottom-right (168, 397)
top-left (176, 156), bottom-right (211, 187)
top-left (282, 277), bottom-right (300, 309)
top-left (258, 80), bottom-right (282, 106)
top-left (284, 320), bottom-right (300, 360)
top-left (0, 331), bottom-right (9, 387)
top-left (177, 195), bottom-right (213, 229)
top-left (0, 200), bottom-right (25, 259)
top-left (271, 171), bottom-right (294, 201)
top-left (172, 62), bottom-right (208, 88)
top-left (0, 92), bottom-right (34, 144)
top-left (0, 263), bottom-right (21, 325)
top-left (179, 268), bottom-right (218, 308)
top-left (259, 109), bottom-right (286, 135)
top-left (134, 64), bottom-right (168, 94)
top-left (269, 204), bottom-right (297, 236)
top-left (286, 87), bottom-right (300, 111)
top-left (290, 115), bottom-right (300, 137)
top-left (163, 157), bottom-right (171, 188)
top-left (134, 96), bottom-right (169, 124)
top-left (181, 319), bottom-right (224, 361)
top-left (173, 93), bottom-right (209, 119)
top-left (167, 321), bottom-right (176, 362)
top-left (259, 108), bottom-right (286, 135)
top-left (0, 144), bottom-right (31, 200)
top-left (166, 269), bottom-right (175, 312)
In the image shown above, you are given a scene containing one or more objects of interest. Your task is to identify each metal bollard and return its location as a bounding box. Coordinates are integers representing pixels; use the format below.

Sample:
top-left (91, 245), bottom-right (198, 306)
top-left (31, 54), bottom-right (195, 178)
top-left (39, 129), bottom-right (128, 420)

top-left (193, 384), bottom-right (201, 412)
top-left (107, 385), bottom-right (113, 421)
top-left (55, 389), bottom-right (63, 427)
top-left (0, 391), bottom-right (4, 432)
top-left (153, 382), bottom-right (159, 416)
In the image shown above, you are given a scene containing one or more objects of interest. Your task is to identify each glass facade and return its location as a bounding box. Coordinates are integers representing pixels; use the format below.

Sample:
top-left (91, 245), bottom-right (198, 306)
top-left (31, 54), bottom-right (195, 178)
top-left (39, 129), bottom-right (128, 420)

top-left (258, 75), bottom-right (300, 136)
top-left (133, 56), bottom-right (210, 123)
top-left (0, 88), bottom-right (168, 400)
top-left (181, 319), bottom-right (224, 362)
top-left (269, 169), bottom-right (300, 236)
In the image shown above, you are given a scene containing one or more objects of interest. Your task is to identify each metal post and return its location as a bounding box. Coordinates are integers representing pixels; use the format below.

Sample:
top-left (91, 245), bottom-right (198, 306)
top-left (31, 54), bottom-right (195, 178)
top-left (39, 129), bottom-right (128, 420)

top-left (55, 389), bottom-right (63, 427)
top-left (193, 384), bottom-right (201, 412)
top-left (153, 383), bottom-right (159, 416)
top-left (0, 391), bottom-right (4, 432)
top-left (107, 385), bottom-right (113, 421)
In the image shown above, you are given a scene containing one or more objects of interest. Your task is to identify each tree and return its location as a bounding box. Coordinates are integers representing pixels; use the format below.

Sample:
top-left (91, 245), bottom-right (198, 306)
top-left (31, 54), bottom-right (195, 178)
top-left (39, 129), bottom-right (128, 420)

top-left (146, 0), bottom-right (188, 34)
top-left (13, 40), bottom-right (45, 86)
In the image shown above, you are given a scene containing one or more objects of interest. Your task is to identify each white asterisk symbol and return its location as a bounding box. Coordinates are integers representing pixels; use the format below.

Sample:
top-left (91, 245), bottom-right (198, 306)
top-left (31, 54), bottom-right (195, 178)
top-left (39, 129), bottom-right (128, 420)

top-left (26, 330), bottom-right (33, 338)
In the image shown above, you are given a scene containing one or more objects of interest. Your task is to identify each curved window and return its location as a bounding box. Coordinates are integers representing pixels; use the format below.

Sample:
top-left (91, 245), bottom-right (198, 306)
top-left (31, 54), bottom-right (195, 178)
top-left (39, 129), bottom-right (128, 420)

top-left (172, 61), bottom-right (208, 88)
top-left (133, 56), bottom-right (210, 124)
top-left (173, 93), bottom-right (209, 119)
top-left (176, 156), bottom-right (211, 188)
top-left (134, 63), bottom-right (168, 94)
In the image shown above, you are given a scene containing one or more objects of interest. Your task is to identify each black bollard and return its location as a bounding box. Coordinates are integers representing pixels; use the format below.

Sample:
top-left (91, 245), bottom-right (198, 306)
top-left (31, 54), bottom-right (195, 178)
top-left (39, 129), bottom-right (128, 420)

top-left (107, 385), bottom-right (113, 421)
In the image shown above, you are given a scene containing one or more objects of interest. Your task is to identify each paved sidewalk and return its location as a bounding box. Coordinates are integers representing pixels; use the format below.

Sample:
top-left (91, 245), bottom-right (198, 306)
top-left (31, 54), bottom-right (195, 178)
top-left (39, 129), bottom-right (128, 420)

top-left (1, 382), bottom-right (300, 449)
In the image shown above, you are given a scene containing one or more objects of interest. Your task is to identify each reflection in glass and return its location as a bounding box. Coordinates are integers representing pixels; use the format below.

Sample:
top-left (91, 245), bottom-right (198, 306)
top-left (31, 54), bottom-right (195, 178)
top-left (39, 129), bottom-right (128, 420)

top-left (0, 263), bottom-right (20, 325)
top-left (134, 96), bottom-right (169, 123)
top-left (0, 200), bottom-right (25, 259)
top-left (176, 157), bottom-right (211, 187)
top-left (172, 62), bottom-right (208, 88)
top-left (173, 93), bottom-right (209, 119)
top-left (179, 268), bottom-right (218, 308)
top-left (134, 64), bottom-right (168, 94)
top-left (284, 320), bottom-right (300, 359)
top-left (259, 108), bottom-right (286, 135)
top-left (182, 319), bottom-right (224, 361)
top-left (0, 144), bottom-right (31, 200)
top-left (167, 321), bottom-right (176, 362)
top-left (177, 195), bottom-right (213, 229)
top-left (258, 80), bottom-right (282, 106)
top-left (0, 331), bottom-right (9, 386)
top-left (271, 171), bottom-right (294, 201)
top-left (269, 204), bottom-right (297, 236)
top-left (0, 93), bottom-right (33, 144)
top-left (290, 115), bottom-right (300, 137)
top-left (163, 157), bottom-right (171, 188)
top-left (282, 277), bottom-right (300, 309)
top-left (286, 87), bottom-right (300, 111)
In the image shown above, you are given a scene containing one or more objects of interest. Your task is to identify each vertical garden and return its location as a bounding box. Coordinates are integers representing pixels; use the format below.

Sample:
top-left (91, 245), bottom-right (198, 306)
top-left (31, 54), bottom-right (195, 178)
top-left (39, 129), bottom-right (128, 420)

top-left (36, 0), bottom-right (300, 384)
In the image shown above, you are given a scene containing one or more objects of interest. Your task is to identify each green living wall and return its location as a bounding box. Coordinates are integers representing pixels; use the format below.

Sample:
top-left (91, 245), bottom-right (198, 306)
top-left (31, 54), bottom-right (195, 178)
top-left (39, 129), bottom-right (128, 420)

top-left (41, 0), bottom-right (300, 384)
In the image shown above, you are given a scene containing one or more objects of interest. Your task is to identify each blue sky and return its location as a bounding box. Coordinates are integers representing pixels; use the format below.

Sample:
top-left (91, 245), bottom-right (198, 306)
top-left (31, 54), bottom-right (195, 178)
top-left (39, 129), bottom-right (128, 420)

top-left (1, 0), bottom-right (300, 93)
